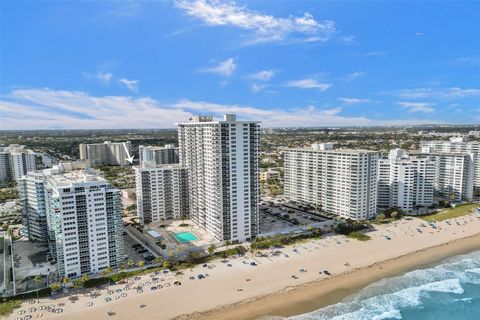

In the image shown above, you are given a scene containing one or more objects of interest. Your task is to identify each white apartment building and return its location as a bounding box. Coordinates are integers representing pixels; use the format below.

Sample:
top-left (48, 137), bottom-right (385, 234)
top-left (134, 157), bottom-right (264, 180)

top-left (134, 163), bottom-right (188, 224)
top-left (377, 149), bottom-right (435, 214)
top-left (284, 143), bottom-right (379, 220)
top-left (18, 172), bottom-right (49, 243)
top-left (138, 144), bottom-right (179, 165)
top-left (260, 168), bottom-right (281, 183)
top-left (79, 141), bottom-right (132, 166)
top-left (0, 144), bottom-right (36, 185)
top-left (413, 151), bottom-right (474, 202)
top-left (178, 114), bottom-right (260, 242)
top-left (45, 170), bottom-right (125, 278)
top-left (421, 137), bottom-right (479, 196)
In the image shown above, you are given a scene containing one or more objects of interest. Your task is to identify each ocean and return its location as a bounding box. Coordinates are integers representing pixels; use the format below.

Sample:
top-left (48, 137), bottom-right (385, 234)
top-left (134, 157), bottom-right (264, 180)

top-left (290, 250), bottom-right (480, 320)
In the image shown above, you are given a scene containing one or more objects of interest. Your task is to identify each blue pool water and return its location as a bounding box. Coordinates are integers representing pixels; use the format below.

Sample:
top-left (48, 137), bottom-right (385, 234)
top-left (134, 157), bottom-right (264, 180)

top-left (174, 231), bottom-right (199, 243)
top-left (290, 250), bottom-right (480, 320)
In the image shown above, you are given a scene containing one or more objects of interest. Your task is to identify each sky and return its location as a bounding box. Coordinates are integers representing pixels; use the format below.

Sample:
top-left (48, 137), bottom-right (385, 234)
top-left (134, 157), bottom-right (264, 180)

top-left (0, 0), bottom-right (479, 129)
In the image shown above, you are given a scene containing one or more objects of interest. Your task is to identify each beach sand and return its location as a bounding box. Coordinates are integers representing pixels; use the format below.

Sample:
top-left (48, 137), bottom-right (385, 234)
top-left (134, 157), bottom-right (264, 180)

top-left (7, 213), bottom-right (480, 320)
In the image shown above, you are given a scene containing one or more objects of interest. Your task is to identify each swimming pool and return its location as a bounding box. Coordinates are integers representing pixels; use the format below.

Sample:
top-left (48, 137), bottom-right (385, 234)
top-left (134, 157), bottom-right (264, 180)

top-left (174, 232), bottom-right (199, 243)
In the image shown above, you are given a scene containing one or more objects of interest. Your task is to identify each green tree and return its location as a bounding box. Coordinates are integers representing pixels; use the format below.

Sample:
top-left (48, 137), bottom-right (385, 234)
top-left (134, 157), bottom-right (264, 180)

top-left (101, 267), bottom-right (113, 287)
top-left (127, 259), bottom-right (134, 269)
top-left (33, 275), bottom-right (42, 302)
top-left (207, 244), bottom-right (216, 255)
top-left (137, 260), bottom-right (145, 267)
top-left (50, 283), bottom-right (61, 292)
top-left (62, 277), bottom-right (70, 290)
top-left (153, 257), bottom-right (163, 265)
top-left (72, 279), bottom-right (83, 298)
top-left (163, 260), bottom-right (172, 269)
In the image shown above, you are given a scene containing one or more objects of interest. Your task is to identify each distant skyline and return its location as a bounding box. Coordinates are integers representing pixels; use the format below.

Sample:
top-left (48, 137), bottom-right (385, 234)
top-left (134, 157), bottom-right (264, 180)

top-left (1, 0), bottom-right (479, 129)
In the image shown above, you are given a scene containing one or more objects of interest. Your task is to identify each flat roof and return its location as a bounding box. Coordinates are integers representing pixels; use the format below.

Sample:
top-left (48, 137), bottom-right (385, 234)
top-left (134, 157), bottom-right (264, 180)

top-left (147, 230), bottom-right (161, 238)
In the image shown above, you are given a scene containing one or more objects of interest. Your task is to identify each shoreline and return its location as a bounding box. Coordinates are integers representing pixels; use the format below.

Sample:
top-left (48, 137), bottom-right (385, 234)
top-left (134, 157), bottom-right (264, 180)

top-left (8, 215), bottom-right (480, 320)
top-left (180, 232), bottom-right (480, 320)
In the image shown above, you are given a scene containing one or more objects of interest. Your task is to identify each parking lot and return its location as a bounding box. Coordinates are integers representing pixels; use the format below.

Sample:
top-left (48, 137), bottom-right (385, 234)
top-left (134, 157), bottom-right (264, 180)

top-left (123, 232), bottom-right (155, 263)
top-left (259, 203), bottom-right (331, 234)
top-left (12, 240), bottom-right (56, 293)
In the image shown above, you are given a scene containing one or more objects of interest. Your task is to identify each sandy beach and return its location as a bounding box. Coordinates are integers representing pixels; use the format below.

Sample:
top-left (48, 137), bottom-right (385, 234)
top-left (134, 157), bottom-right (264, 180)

top-left (7, 213), bottom-right (480, 320)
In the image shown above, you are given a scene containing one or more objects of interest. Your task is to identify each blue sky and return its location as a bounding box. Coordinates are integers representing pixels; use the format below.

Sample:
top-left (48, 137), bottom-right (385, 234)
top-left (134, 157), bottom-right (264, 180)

top-left (1, 0), bottom-right (479, 129)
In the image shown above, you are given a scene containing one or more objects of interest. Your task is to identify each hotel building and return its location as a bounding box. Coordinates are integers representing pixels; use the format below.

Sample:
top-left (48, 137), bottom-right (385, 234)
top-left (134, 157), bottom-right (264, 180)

top-left (284, 143), bottom-right (379, 220)
top-left (178, 114), bottom-right (260, 242)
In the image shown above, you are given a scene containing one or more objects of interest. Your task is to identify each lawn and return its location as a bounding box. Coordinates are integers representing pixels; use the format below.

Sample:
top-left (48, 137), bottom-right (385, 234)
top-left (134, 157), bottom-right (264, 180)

top-left (0, 300), bottom-right (21, 316)
top-left (420, 204), bottom-right (479, 222)
top-left (346, 231), bottom-right (372, 241)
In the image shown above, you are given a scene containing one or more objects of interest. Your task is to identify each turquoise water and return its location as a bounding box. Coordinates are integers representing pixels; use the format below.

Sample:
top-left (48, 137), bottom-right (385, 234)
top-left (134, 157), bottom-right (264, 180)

top-left (174, 231), bottom-right (198, 243)
top-left (290, 250), bottom-right (480, 320)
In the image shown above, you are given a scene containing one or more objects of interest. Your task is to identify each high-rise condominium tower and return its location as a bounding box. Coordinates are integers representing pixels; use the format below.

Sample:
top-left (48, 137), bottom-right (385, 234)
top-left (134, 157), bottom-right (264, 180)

top-left (421, 137), bottom-right (479, 197)
top-left (18, 172), bottom-right (49, 243)
top-left (377, 149), bottom-right (435, 214)
top-left (134, 163), bottom-right (188, 224)
top-left (0, 144), bottom-right (36, 185)
top-left (178, 114), bottom-right (260, 242)
top-left (284, 143), bottom-right (379, 220)
top-left (45, 169), bottom-right (124, 278)
top-left (138, 144), bottom-right (179, 165)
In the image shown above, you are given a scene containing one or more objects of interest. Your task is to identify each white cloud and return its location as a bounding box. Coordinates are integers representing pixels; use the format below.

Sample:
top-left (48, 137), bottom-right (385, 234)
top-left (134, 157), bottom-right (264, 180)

top-left (250, 69), bottom-right (275, 81)
top-left (392, 87), bottom-right (480, 99)
top-left (415, 32), bottom-right (424, 36)
top-left (251, 84), bottom-right (268, 93)
top-left (454, 57), bottom-right (480, 67)
top-left (343, 71), bottom-right (365, 81)
top-left (0, 88), bottom-right (190, 129)
top-left (338, 98), bottom-right (371, 104)
top-left (83, 71), bottom-right (113, 84)
top-left (364, 51), bottom-right (386, 57)
top-left (286, 79), bottom-right (332, 91)
top-left (118, 78), bottom-right (139, 93)
top-left (96, 71), bottom-right (113, 84)
top-left (398, 102), bottom-right (436, 113)
top-left (0, 88), bottom-right (447, 130)
top-left (175, 0), bottom-right (335, 44)
top-left (202, 58), bottom-right (236, 76)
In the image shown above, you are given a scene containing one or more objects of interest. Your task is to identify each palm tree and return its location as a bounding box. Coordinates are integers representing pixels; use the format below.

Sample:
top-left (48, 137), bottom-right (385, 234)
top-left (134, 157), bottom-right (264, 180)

top-left (33, 275), bottom-right (42, 302)
top-left (137, 260), bottom-right (145, 268)
top-left (80, 274), bottom-right (89, 292)
top-left (50, 283), bottom-right (61, 293)
top-left (127, 259), bottom-right (134, 269)
top-left (101, 267), bottom-right (113, 287)
top-left (208, 244), bottom-right (216, 255)
top-left (162, 260), bottom-right (172, 269)
top-left (72, 279), bottom-right (83, 298)
top-left (62, 277), bottom-right (70, 291)
top-left (153, 257), bottom-right (162, 265)
top-left (225, 240), bottom-right (231, 250)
